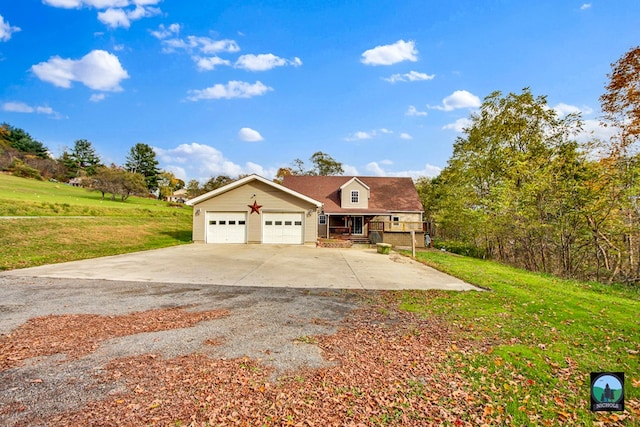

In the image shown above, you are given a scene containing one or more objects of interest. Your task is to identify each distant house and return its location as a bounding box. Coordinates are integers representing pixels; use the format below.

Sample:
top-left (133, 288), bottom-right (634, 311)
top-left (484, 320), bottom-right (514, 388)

top-left (167, 188), bottom-right (188, 203)
top-left (282, 175), bottom-right (425, 247)
top-left (186, 174), bottom-right (424, 247)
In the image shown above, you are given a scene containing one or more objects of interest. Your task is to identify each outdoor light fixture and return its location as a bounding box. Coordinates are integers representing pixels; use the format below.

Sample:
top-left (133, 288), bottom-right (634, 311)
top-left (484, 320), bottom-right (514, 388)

top-left (195, 208), bottom-right (201, 216)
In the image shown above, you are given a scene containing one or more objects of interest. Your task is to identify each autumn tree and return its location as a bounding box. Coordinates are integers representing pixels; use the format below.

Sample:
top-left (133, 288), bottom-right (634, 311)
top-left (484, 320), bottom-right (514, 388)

top-left (125, 143), bottom-right (160, 192)
top-left (158, 171), bottom-right (185, 200)
top-left (600, 46), bottom-right (640, 153)
top-left (89, 166), bottom-right (148, 201)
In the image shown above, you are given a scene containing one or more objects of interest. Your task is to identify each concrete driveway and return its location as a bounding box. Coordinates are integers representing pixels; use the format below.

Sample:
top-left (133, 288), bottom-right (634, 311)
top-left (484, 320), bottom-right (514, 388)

top-left (3, 244), bottom-right (476, 291)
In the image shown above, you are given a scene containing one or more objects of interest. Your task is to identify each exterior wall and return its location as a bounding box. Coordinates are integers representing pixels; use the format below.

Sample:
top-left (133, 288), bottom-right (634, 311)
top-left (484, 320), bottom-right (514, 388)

top-left (382, 230), bottom-right (425, 248)
top-left (191, 180), bottom-right (318, 244)
top-left (339, 180), bottom-right (369, 209)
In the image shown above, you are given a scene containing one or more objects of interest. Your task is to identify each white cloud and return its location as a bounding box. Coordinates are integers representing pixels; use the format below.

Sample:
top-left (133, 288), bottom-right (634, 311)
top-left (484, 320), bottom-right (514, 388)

top-left (150, 23), bottom-right (180, 39)
top-left (43, 0), bottom-right (161, 8)
top-left (580, 3), bottom-right (591, 10)
top-left (3, 102), bottom-right (61, 117)
top-left (234, 54), bottom-right (302, 71)
top-left (238, 127), bottom-right (264, 142)
top-left (443, 117), bottom-right (472, 132)
top-left (577, 119), bottom-right (618, 143)
top-left (361, 39), bottom-right (418, 66)
top-left (342, 164), bottom-right (360, 175)
top-left (97, 5), bottom-right (160, 28)
top-left (44, 1), bottom-right (161, 27)
top-left (31, 49), bottom-right (129, 91)
top-left (0, 15), bottom-right (20, 42)
top-left (384, 70), bottom-right (435, 83)
top-left (345, 130), bottom-right (375, 141)
top-left (399, 132), bottom-right (413, 140)
top-left (186, 80), bottom-right (273, 101)
top-left (193, 56), bottom-right (231, 71)
top-left (90, 93), bottom-right (106, 102)
top-left (553, 102), bottom-right (593, 117)
top-left (429, 90), bottom-right (481, 111)
top-left (154, 142), bottom-right (277, 182)
top-left (406, 105), bottom-right (427, 116)
top-left (345, 128), bottom-right (396, 141)
top-left (158, 34), bottom-right (240, 54)
top-left (366, 161), bottom-right (441, 178)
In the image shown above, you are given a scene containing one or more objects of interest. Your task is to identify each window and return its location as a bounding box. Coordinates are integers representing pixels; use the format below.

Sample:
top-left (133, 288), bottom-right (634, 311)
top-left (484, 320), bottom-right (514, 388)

top-left (239, 220), bottom-right (246, 225)
top-left (294, 221), bottom-right (302, 226)
top-left (275, 221), bottom-right (282, 226)
top-left (265, 221), bottom-right (273, 226)
top-left (209, 220), bottom-right (216, 225)
top-left (392, 216), bottom-right (400, 226)
top-left (229, 220), bottom-right (236, 225)
top-left (319, 215), bottom-right (327, 225)
top-left (219, 220), bottom-right (226, 225)
top-left (351, 190), bottom-right (359, 203)
top-left (285, 221), bottom-right (292, 226)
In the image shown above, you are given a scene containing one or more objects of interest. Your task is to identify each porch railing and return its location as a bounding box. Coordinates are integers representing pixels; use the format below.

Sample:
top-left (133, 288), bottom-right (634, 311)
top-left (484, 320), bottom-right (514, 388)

top-left (368, 221), bottom-right (425, 232)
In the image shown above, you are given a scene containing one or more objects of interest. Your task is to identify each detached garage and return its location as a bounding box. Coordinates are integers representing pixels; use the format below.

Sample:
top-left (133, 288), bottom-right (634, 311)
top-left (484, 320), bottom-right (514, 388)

top-left (186, 175), bottom-right (322, 245)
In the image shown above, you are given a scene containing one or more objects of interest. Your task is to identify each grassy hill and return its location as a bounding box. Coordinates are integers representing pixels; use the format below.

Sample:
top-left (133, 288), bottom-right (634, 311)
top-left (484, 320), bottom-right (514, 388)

top-left (0, 173), bottom-right (192, 270)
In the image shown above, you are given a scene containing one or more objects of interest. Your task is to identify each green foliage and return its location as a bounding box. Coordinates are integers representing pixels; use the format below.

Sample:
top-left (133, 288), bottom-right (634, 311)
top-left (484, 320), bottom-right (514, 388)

top-left (65, 139), bottom-right (102, 177)
top-left (125, 143), bottom-right (160, 191)
top-left (7, 159), bottom-right (43, 180)
top-left (432, 238), bottom-right (486, 258)
top-left (1, 123), bottom-right (49, 158)
top-left (89, 166), bottom-right (148, 201)
top-left (429, 88), bottom-right (608, 280)
top-left (202, 175), bottom-right (233, 192)
top-left (289, 152), bottom-right (344, 176)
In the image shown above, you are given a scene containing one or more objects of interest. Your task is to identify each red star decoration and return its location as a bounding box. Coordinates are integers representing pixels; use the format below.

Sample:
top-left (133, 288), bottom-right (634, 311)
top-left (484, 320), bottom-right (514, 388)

top-left (248, 200), bottom-right (262, 214)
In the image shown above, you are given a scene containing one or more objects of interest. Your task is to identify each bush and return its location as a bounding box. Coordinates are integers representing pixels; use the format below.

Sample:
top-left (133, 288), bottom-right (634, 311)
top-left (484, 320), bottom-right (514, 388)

top-left (8, 159), bottom-right (43, 180)
top-left (433, 239), bottom-right (486, 259)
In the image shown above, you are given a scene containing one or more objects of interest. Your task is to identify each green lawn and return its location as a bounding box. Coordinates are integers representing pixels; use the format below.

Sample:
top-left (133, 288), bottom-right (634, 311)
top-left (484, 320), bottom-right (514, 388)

top-left (399, 249), bottom-right (640, 425)
top-left (0, 173), bottom-right (192, 270)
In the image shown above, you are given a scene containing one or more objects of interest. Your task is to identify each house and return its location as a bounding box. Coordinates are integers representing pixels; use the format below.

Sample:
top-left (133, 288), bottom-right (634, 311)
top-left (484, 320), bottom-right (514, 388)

top-left (282, 175), bottom-right (425, 247)
top-left (167, 188), bottom-right (188, 203)
top-left (186, 174), bottom-right (424, 246)
top-left (186, 174), bottom-right (322, 244)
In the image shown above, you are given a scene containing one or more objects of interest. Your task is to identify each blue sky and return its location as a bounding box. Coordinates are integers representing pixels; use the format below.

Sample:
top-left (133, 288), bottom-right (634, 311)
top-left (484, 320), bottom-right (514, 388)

top-left (0, 1), bottom-right (638, 182)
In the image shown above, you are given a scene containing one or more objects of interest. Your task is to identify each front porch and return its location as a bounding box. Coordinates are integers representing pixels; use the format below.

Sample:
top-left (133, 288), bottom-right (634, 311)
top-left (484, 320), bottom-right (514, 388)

top-left (319, 214), bottom-right (426, 247)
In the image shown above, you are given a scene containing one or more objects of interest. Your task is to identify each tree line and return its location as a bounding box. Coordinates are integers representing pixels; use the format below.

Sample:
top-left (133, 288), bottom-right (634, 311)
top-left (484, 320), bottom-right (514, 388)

top-left (0, 128), bottom-right (181, 201)
top-left (418, 46), bottom-right (640, 285)
top-left (0, 122), bottom-right (346, 202)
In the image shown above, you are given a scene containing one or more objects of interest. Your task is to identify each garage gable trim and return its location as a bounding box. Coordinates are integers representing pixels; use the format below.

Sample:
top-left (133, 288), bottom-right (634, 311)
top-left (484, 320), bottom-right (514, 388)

top-left (186, 174), bottom-right (323, 208)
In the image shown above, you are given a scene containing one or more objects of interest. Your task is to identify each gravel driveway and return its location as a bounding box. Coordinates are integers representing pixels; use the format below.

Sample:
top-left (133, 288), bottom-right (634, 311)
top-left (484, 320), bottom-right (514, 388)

top-left (0, 275), bottom-right (361, 426)
top-left (0, 247), bottom-right (476, 425)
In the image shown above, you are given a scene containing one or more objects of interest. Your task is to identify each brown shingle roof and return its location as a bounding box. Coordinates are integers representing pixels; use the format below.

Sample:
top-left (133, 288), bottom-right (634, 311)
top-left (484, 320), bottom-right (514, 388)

top-left (281, 176), bottom-right (423, 214)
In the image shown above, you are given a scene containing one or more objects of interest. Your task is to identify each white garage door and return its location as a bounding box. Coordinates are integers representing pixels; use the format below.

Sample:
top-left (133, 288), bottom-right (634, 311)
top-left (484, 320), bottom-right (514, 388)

top-left (206, 212), bottom-right (247, 244)
top-left (263, 213), bottom-right (304, 244)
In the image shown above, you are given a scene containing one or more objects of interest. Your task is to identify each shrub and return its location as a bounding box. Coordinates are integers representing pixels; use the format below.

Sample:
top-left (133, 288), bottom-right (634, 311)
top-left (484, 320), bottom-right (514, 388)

top-left (432, 239), bottom-right (486, 259)
top-left (8, 159), bottom-right (43, 180)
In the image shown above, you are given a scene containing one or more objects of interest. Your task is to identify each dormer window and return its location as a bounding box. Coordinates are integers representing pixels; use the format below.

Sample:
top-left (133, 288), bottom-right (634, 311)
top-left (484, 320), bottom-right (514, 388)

top-left (351, 190), bottom-right (359, 204)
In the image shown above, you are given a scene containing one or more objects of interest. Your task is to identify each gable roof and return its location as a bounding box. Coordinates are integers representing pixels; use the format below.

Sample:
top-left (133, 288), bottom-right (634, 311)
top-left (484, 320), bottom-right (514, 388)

top-left (282, 175), bottom-right (424, 214)
top-left (186, 174), bottom-right (323, 207)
